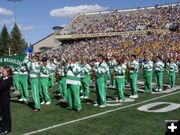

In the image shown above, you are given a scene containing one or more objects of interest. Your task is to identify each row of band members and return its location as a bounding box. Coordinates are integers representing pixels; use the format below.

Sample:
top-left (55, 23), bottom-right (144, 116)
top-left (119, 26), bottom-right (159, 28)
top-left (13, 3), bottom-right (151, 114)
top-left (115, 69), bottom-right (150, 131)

top-left (4, 54), bottom-right (178, 112)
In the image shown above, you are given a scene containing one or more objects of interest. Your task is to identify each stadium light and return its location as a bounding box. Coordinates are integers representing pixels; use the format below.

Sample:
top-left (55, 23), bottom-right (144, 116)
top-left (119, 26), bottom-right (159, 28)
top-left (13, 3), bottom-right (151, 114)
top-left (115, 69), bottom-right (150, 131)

top-left (7, 0), bottom-right (22, 23)
top-left (7, 0), bottom-right (22, 56)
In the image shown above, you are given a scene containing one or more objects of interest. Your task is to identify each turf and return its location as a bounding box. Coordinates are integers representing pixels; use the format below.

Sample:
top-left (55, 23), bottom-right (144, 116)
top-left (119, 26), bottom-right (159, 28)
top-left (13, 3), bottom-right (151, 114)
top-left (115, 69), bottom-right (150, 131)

top-left (7, 71), bottom-right (180, 135)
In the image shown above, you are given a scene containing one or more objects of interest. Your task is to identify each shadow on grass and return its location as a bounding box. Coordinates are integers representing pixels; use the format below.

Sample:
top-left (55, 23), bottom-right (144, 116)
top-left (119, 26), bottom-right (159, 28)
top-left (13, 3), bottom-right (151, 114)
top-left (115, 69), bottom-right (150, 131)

top-left (83, 98), bottom-right (95, 105)
top-left (55, 101), bottom-right (68, 108)
top-left (10, 99), bottom-right (34, 109)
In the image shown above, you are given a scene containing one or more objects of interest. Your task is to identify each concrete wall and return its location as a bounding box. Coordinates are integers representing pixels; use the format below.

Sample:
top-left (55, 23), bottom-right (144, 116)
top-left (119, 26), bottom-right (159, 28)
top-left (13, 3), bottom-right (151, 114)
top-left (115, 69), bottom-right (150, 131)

top-left (33, 33), bottom-right (60, 53)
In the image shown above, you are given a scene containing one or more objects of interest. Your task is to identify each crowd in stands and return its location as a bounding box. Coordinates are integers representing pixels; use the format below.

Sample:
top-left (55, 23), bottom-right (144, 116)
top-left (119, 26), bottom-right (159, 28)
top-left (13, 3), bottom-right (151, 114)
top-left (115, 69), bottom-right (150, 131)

top-left (48, 31), bottom-right (179, 65)
top-left (62, 4), bottom-right (180, 35)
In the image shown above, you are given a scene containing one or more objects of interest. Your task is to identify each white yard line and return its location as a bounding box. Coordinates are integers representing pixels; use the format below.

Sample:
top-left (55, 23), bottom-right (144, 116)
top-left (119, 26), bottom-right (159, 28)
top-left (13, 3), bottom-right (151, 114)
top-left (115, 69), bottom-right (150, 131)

top-left (22, 90), bottom-right (180, 135)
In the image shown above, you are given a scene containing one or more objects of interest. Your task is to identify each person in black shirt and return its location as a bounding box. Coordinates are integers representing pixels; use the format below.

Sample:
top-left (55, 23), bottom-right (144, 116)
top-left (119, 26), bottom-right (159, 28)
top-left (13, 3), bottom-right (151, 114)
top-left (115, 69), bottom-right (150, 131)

top-left (0, 67), bottom-right (13, 134)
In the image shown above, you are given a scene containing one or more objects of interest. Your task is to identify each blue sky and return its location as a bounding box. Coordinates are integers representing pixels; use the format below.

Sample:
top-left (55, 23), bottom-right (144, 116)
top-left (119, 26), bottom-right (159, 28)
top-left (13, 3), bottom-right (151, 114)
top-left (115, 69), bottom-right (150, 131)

top-left (0, 0), bottom-right (179, 45)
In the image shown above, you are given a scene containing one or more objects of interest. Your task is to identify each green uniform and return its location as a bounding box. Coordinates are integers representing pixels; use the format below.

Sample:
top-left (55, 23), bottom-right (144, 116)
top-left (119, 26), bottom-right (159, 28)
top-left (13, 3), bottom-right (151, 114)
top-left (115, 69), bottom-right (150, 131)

top-left (94, 61), bottom-right (109, 106)
top-left (27, 61), bottom-right (41, 109)
top-left (12, 67), bottom-right (20, 94)
top-left (57, 65), bottom-right (67, 101)
top-left (128, 60), bottom-right (139, 96)
top-left (166, 62), bottom-right (178, 88)
top-left (108, 59), bottom-right (117, 87)
top-left (81, 64), bottom-right (91, 98)
top-left (19, 63), bottom-right (29, 101)
top-left (142, 60), bottom-right (153, 94)
top-left (39, 65), bottom-right (51, 103)
top-left (66, 62), bottom-right (82, 111)
top-left (154, 61), bottom-right (164, 91)
top-left (114, 63), bottom-right (126, 101)
top-left (48, 62), bottom-right (56, 88)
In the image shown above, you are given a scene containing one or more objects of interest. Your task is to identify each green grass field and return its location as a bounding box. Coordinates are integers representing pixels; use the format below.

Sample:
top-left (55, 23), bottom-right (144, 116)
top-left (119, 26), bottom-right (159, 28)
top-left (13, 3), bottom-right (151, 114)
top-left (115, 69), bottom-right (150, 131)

top-left (8, 71), bottom-right (180, 135)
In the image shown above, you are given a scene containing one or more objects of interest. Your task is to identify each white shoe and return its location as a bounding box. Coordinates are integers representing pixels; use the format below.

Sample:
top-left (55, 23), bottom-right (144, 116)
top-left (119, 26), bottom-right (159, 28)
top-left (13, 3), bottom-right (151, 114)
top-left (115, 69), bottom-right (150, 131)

top-left (115, 99), bottom-right (119, 102)
top-left (133, 95), bottom-right (138, 99)
top-left (93, 103), bottom-right (99, 107)
top-left (80, 96), bottom-right (84, 99)
top-left (45, 102), bottom-right (51, 105)
top-left (41, 101), bottom-right (45, 105)
top-left (19, 98), bottom-right (24, 101)
top-left (155, 88), bottom-right (159, 92)
top-left (99, 105), bottom-right (106, 108)
top-left (119, 99), bottom-right (125, 102)
top-left (129, 95), bottom-right (138, 99)
top-left (59, 99), bottom-right (66, 102)
top-left (84, 96), bottom-right (89, 99)
top-left (159, 89), bottom-right (162, 92)
top-left (129, 95), bottom-right (134, 98)
top-left (23, 98), bottom-right (27, 102)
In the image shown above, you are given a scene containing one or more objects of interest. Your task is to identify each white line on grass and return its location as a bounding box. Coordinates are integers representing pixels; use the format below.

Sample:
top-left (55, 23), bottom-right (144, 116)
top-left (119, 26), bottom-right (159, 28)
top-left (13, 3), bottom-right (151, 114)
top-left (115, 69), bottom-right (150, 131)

top-left (22, 90), bottom-right (180, 135)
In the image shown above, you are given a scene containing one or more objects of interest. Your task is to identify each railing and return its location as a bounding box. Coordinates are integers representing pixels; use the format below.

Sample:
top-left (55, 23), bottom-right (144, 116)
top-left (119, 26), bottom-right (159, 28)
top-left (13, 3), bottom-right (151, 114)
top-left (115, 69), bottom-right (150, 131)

top-left (55, 29), bottom-right (168, 41)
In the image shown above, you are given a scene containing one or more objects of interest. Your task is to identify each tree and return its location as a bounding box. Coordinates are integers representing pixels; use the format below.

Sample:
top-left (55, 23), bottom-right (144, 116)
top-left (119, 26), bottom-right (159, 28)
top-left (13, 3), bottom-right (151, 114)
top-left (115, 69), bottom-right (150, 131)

top-left (10, 23), bottom-right (27, 55)
top-left (0, 25), bottom-right (11, 56)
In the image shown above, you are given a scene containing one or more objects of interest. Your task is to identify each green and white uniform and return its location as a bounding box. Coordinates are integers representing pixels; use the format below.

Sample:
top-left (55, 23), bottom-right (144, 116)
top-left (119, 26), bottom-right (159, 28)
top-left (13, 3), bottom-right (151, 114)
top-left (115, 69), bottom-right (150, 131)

top-left (57, 65), bottom-right (67, 101)
top-left (66, 62), bottom-right (82, 110)
top-left (39, 65), bottom-right (51, 103)
top-left (27, 61), bottom-right (41, 109)
top-left (19, 62), bottom-right (29, 101)
top-left (81, 64), bottom-right (91, 98)
top-left (154, 60), bottom-right (164, 91)
top-left (114, 63), bottom-right (126, 100)
top-left (94, 61), bottom-right (109, 106)
top-left (142, 60), bottom-right (153, 94)
top-left (12, 67), bottom-right (20, 93)
top-left (166, 62), bottom-right (178, 88)
top-left (128, 60), bottom-right (139, 96)
top-left (48, 62), bottom-right (56, 88)
top-left (108, 59), bottom-right (117, 87)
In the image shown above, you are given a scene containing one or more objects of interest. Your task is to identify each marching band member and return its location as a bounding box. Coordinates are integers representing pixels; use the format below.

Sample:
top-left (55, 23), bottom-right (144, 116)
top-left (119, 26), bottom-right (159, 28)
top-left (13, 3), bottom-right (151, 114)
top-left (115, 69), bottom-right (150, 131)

top-left (27, 55), bottom-right (41, 112)
top-left (154, 56), bottom-right (164, 92)
top-left (166, 58), bottom-right (178, 88)
top-left (93, 55), bottom-right (109, 107)
top-left (128, 54), bottom-right (139, 98)
top-left (66, 56), bottom-right (82, 111)
top-left (142, 55), bottom-right (153, 94)
top-left (81, 59), bottom-right (91, 99)
top-left (39, 57), bottom-right (51, 105)
top-left (108, 56), bottom-right (117, 87)
top-left (48, 58), bottom-right (57, 88)
top-left (12, 66), bottom-right (20, 95)
top-left (114, 57), bottom-right (126, 102)
top-left (18, 58), bottom-right (29, 103)
top-left (57, 57), bottom-right (67, 102)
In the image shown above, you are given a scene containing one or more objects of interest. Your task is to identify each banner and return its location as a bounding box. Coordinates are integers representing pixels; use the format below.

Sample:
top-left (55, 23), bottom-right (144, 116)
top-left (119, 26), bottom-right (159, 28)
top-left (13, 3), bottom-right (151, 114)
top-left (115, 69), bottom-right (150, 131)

top-left (0, 55), bottom-right (26, 68)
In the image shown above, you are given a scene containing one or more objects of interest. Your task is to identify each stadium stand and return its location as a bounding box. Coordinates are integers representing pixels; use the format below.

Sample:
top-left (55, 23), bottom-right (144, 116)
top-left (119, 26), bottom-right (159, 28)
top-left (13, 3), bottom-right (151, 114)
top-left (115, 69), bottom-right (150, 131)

top-left (46, 3), bottom-right (179, 63)
top-left (61, 3), bottom-right (180, 35)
